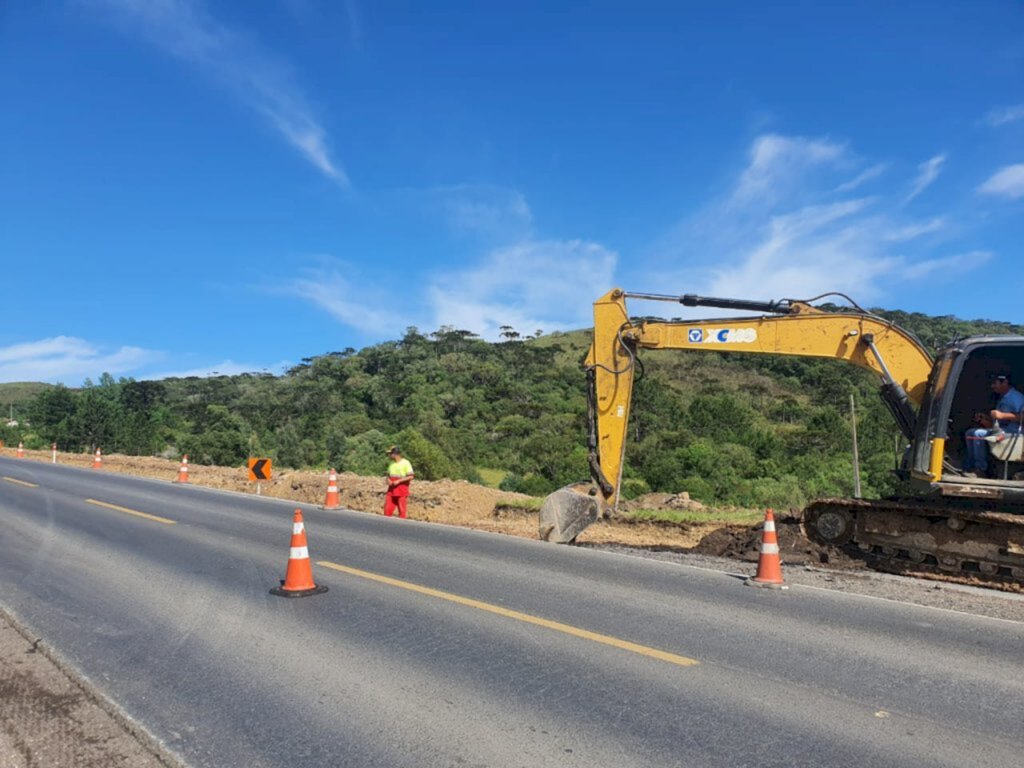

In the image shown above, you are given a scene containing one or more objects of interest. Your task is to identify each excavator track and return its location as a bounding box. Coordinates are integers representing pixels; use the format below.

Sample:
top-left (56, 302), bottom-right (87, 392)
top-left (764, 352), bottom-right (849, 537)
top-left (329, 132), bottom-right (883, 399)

top-left (804, 497), bottom-right (1024, 593)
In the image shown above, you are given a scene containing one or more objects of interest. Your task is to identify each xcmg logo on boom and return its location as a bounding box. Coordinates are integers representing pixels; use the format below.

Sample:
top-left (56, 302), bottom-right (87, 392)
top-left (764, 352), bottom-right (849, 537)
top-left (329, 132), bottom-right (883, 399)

top-left (688, 328), bottom-right (758, 343)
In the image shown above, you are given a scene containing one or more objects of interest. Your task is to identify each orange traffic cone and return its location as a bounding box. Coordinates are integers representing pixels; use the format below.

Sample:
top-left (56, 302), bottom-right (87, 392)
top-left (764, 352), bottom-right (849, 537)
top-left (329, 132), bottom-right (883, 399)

top-left (746, 509), bottom-right (788, 589)
top-left (174, 454), bottom-right (189, 484)
top-left (92, 448), bottom-right (102, 470)
top-left (323, 468), bottom-right (340, 509)
top-left (270, 510), bottom-right (328, 598)
top-left (16, 442), bottom-right (24, 458)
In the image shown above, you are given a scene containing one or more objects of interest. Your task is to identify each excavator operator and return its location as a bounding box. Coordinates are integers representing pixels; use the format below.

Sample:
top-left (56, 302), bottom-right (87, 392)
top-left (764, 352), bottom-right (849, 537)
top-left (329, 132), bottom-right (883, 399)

top-left (962, 373), bottom-right (1024, 477)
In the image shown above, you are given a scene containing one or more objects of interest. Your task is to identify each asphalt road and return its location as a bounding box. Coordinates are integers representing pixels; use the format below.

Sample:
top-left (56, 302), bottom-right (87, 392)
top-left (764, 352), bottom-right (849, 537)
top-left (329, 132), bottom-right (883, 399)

top-left (1, 455), bottom-right (1023, 768)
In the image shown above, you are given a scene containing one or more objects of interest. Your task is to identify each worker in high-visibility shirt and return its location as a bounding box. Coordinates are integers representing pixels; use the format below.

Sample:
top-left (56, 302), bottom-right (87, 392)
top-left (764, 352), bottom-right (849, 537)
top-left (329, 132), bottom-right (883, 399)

top-left (384, 446), bottom-right (414, 518)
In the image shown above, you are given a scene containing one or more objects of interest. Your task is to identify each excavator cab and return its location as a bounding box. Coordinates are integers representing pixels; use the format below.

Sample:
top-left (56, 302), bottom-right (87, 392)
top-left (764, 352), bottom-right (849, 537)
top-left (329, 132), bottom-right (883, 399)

top-left (912, 337), bottom-right (1024, 494)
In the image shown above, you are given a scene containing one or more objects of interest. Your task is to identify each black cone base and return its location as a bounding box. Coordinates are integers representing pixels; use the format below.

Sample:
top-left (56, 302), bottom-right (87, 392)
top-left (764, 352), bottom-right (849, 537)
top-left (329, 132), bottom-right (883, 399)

top-left (269, 584), bottom-right (328, 598)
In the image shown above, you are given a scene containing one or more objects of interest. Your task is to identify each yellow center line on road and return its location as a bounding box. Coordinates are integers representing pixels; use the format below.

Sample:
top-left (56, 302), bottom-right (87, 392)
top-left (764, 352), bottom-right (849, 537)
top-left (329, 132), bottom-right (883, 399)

top-left (85, 499), bottom-right (176, 525)
top-left (3, 477), bottom-right (38, 488)
top-left (317, 561), bottom-right (699, 668)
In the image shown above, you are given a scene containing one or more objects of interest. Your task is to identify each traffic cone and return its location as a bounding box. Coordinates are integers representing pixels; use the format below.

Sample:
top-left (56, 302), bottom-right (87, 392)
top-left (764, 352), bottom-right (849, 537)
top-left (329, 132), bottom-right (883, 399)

top-left (323, 468), bottom-right (340, 509)
top-left (16, 442), bottom-right (24, 458)
top-left (92, 448), bottom-right (102, 470)
top-left (270, 510), bottom-right (328, 598)
top-left (174, 454), bottom-right (189, 484)
top-left (746, 509), bottom-right (788, 589)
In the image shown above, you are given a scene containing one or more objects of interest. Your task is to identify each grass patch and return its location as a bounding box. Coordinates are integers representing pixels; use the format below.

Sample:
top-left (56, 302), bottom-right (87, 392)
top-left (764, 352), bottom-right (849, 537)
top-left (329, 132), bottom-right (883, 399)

top-left (476, 467), bottom-right (508, 489)
top-left (494, 497), bottom-right (543, 513)
top-left (623, 508), bottom-right (764, 525)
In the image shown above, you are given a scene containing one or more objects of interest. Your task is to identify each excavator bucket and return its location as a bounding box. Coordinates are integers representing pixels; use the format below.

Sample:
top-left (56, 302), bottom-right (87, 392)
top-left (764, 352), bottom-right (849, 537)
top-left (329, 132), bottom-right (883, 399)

top-left (538, 485), bottom-right (604, 544)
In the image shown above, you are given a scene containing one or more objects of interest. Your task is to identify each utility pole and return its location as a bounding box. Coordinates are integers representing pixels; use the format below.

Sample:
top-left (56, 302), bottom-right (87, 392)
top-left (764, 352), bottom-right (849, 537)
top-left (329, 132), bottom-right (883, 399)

top-left (850, 393), bottom-right (862, 499)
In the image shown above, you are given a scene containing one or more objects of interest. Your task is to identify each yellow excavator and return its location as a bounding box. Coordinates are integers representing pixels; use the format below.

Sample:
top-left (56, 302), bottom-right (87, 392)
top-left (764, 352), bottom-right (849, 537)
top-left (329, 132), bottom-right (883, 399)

top-left (539, 288), bottom-right (1024, 588)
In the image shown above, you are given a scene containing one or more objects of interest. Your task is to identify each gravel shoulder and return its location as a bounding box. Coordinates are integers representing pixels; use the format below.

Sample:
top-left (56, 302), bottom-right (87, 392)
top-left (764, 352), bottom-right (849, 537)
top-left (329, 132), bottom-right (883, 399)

top-left (0, 607), bottom-right (180, 768)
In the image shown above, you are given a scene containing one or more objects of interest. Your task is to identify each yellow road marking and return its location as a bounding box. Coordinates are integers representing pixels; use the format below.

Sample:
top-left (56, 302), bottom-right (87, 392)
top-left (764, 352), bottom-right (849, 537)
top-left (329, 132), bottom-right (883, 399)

top-left (3, 477), bottom-right (38, 488)
top-left (85, 499), bottom-right (176, 525)
top-left (317, 561), bottom-right (699, 668)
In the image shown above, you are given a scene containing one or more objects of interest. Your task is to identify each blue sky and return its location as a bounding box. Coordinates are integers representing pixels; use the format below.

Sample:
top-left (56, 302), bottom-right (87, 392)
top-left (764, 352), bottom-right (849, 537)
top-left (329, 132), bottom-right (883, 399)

top-left (1, 1), bottom-right (1022, 384)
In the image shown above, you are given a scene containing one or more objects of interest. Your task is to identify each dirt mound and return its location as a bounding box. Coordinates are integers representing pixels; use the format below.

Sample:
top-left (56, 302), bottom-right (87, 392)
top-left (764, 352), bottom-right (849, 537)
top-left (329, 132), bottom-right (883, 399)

top-left (620, 491), bottom-right (705, 512)
top-left (689, 514), bottom-right (865, 569)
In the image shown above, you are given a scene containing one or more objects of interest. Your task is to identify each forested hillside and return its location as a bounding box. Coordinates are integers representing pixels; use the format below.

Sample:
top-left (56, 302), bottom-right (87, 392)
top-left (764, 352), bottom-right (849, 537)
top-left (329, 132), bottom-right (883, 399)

top-left (3, 309), bottom-right (1023, 509)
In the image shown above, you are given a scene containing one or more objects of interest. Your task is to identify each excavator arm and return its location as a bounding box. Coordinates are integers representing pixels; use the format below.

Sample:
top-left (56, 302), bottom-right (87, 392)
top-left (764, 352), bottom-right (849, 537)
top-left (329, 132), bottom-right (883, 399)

top-left (538, 288), bottom-right (935, 543)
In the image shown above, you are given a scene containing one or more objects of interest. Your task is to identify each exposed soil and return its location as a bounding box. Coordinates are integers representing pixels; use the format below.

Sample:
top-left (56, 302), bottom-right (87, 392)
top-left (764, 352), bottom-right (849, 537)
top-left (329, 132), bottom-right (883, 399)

top-left (0, 448), bottom-right (1001, 581)
top-left (683, 512), bottom-right (866, 570)
top-left (2, 448), bottom-right (757, 551)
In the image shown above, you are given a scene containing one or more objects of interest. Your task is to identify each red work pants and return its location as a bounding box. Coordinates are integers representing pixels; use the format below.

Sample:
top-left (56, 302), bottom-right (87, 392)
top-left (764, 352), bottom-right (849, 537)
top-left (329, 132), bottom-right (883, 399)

top-left (384, 493), bottom-right (408, 518)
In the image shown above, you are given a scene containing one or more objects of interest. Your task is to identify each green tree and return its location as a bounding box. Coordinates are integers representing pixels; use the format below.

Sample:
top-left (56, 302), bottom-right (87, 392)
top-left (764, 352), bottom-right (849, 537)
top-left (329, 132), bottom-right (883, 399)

top-left (181, 405), bottom-right (247, 465)
top-left (393, 427), bottom-right (459, 480)
top-left (27, 386), bottom-right (78, 449)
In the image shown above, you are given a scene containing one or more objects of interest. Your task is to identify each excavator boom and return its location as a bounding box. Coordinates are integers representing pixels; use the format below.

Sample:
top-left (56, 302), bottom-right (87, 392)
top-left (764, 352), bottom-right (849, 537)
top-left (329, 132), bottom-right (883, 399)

top-left (539, 288), bottom-right (934, 542)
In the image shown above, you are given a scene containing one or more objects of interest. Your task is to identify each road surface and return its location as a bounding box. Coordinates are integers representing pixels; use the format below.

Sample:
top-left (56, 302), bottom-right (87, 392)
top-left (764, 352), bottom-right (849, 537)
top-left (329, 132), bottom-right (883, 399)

top-left (1, 455), bottom-right (1023, 767)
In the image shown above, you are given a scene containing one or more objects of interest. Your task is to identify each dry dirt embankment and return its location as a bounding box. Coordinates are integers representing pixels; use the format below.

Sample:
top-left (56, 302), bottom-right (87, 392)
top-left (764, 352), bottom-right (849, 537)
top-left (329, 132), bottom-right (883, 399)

top-left (0, 447), bottom-right (821, 558)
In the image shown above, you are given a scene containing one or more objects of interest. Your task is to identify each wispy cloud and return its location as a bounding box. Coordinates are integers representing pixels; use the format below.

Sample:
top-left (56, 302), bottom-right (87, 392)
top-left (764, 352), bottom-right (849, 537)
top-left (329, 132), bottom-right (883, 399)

top-left (0, 337), bottom-right (161, 384)
top-left (977, 163), bottom-right (1024, 199)
top-left (834, 163), bottom-right (886, 193)
top-left (902, 251), bottom-right (992, 281)
top-left (429, 184), bottom-right (533, 241)
top-left (283, 185), bottom-right (610, 339)
top-left (279, 259), bottom-right (391, 335)
top-left (646, 134), bottom-right (978, 309)
top-left (904, 154), bottom-right (945, 204)
top-left (427, 240), bottom-right (617, 339)
top-left (882, 217), bottom-right (945, 242)
top-left (700, 199), bottom-right (901, 303)
top-left (344, 0), bottom-right (363, 48)
top-left (281, 240), bottom-right (617, 341)
top-left (733, 134), bottom-right (845, 204)
top-left (983, 104), bottom-right (1024, 127)
top-left (90, 0), bottom-right (348, 185)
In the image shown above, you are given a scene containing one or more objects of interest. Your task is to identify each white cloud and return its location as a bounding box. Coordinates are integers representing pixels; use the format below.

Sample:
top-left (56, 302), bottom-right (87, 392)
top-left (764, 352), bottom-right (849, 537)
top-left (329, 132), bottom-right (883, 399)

top-left (834, 163), bottom-right (887, 193)
top-left (90, 0), bottom-right (348, 185)
top-left (733, 134), bottom-right (846, 204)
top-left (280, 260), bottom-right (391, 334)
top-left (882, 217), bottom-right (946, 242)
top-left (644, 134), bottom-right (980, 312)
top-left (701, 200), bottom-right (900, 303)
top-left (983, 105), bottom-right (1024, 127)
top-left (0, 337), bottom-right (161, 384)
top-left (428, 240), bottom-right (617, 339)
top-left (282, 205), bottom-right (613, 339)
top-left (429, 185), bottom-right (533, 240)
top-left (904, 154), bottom-right (946, 204)
top-left (901, 251), bottom-right (992, 281)
top-left (977, 164), bottom-right (1024, 199)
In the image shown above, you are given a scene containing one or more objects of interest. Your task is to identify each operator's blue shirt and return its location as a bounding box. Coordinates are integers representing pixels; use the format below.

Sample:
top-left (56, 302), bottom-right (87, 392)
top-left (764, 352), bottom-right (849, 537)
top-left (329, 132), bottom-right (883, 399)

top-left (997, 387), bottom-right (1024, 433)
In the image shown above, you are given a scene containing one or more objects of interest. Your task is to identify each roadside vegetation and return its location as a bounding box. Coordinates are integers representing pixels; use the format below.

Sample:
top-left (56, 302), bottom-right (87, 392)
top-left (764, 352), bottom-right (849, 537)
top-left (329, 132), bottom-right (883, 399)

top-left (2, 309), bottom-right (1021, 510)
